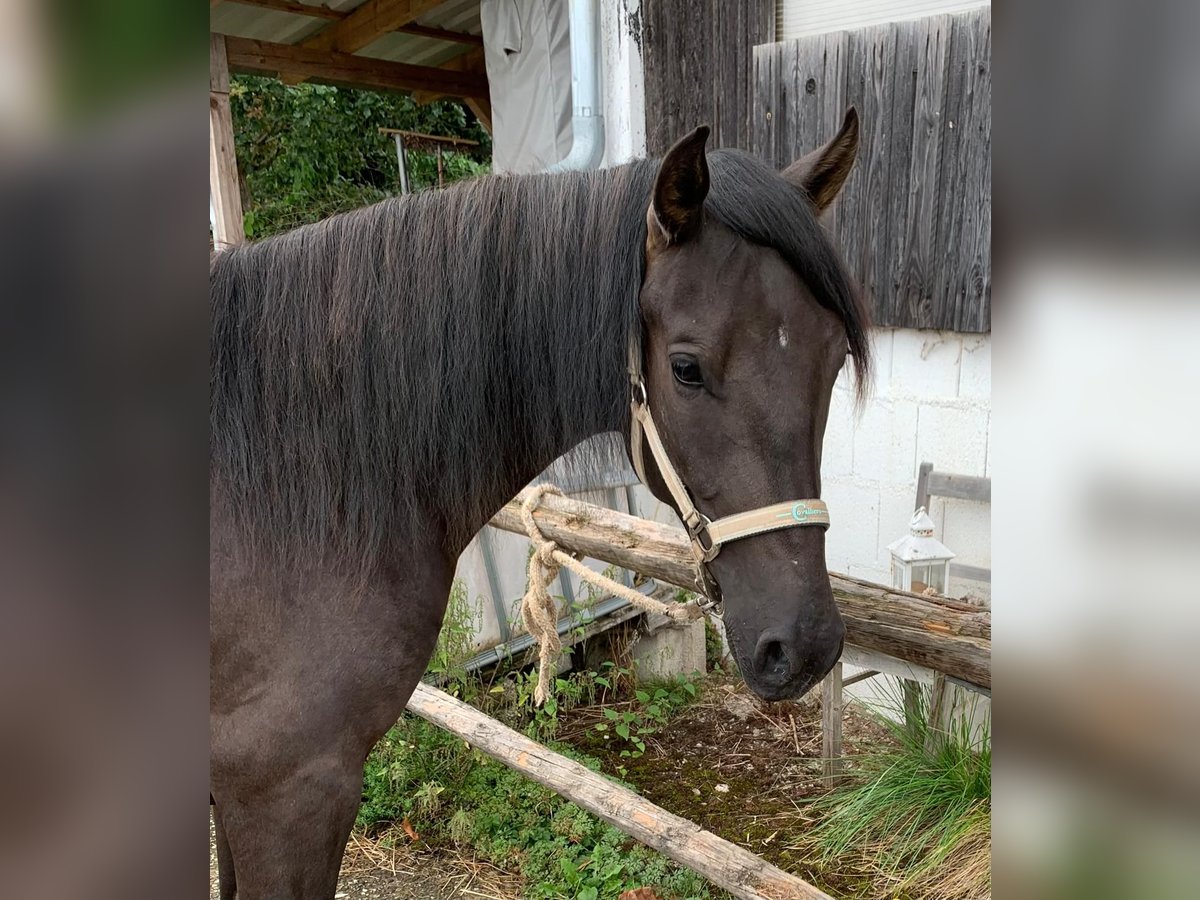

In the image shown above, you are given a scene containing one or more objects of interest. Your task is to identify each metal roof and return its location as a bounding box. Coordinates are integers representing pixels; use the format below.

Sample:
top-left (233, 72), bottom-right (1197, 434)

top-left (210, 0), bottom-right (482, 71)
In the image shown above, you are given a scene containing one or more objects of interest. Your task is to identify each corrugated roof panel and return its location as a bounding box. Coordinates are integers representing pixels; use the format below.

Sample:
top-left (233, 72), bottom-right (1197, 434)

top-left (211, 0), bottom-right (482, 87)
top-left (211, 1), bottom-right (481, 48)
top-left (417, 0), bottom-right (483, 34)
top-left (210, 4), bottom-right (329, 45)
top-left (358, 34), bottom-right (471, 68)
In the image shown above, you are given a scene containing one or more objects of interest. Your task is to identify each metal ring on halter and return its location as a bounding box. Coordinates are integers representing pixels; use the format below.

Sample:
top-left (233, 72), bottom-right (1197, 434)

top-left (631, 379), bottom-right (647, 407)
top-left (694, 564), bottom-right (724, 617)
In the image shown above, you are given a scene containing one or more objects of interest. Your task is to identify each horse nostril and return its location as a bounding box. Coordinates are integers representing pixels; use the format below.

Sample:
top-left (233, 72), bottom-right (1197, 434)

top-left (759, 640), bottom-right (790, 680)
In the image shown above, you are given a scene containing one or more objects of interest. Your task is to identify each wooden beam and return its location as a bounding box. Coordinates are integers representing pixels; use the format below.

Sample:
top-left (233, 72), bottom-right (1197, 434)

top-left (378, 128), bottom-right (479, 146)
top-left (841, 668), bottom-right (880, 688)
top-left (488, 492), bottom-right (992, 690)
top-left (926, 471), bottom-right (992, 504)
top-left (209, 34), bottom-right (244, 248)
top-left (409, 47), bottom-right (492, 133)
top-left (412, 46), bottom-right (486, 103)
top-left (224, 36), bottom-right (489, 98)
top-left (465, 97), bottom-right (492, 134)
top-left (407, 683), bottom-right (834, 900)
top-left (304, 0), bottom-right (446, 54)
top-left (396, 23), bottom-right (483, 46)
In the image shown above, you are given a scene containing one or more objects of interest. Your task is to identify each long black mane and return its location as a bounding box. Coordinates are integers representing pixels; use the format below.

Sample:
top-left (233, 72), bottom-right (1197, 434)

top-left (210, 150), bottom-right (869, 572)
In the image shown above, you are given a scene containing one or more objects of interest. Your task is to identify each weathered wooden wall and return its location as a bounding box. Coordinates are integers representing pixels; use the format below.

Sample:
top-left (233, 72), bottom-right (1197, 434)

top-left (752, 9), bottom-right (991, 332)
top-left (641, 0), bottom-right (775, 155)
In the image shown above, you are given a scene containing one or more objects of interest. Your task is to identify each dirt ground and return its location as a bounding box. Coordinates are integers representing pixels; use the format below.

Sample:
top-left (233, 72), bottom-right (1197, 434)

top-left (209, 675), bottom-right (895, 899)
top-left (208, 817), bottom-right (523, 900)
top-left (554, 674), bottom-right (894, 893)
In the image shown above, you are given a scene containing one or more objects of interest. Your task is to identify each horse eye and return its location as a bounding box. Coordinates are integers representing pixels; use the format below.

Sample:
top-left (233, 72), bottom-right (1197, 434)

top-left (670, 355), bottom-right (704, 388)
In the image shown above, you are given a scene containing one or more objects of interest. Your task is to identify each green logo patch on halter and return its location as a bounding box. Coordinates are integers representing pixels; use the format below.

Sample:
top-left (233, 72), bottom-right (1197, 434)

top-left (780, 501), bottom-right (825, 523)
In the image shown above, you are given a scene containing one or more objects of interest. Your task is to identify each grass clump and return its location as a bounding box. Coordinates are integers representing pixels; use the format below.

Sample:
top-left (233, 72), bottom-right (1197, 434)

top-left (803, 683), bottom-right (991, 900)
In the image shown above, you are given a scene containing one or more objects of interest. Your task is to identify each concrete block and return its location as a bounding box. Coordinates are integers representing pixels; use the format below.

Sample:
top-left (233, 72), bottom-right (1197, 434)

top-left (852, 398), bottom-right (919, 483)
top-left (632, 617), bottom-right (706, 682)
top-left (958, 335), bottom-right (991, 402)
top-left (453, 535), bottom-right (505, 651)
top-left (891, 330), bottom-right (962, 400)
top-left (877, 485), bottom-right (920, 570)
top-left (821, 394), bottom-right (857, 478)
top-left (984, 412), bottom-right (992, 478)
top-left (848, 563), bottom-right (890, 585)
top-left (833, 357), bottom-right (855, 397)
top-left (821, 479), bottom-right (880, 574)
top-left (915, 405), bottom-right (989, 476)
top-left (839, 328), bottom-right (893, 398)
top-left (866, 328), bottom-right (895, 398)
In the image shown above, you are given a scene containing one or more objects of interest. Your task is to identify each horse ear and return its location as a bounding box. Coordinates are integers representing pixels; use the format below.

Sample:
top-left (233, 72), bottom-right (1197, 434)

top-left (782, 107), bottom-right (859, 214)
top-left (648, 125), bottom-right (711, 249)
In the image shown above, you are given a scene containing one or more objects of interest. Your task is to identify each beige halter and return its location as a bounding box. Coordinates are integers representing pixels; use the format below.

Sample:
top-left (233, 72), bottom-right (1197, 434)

top-left (627, 339), bottom-right (830, 586)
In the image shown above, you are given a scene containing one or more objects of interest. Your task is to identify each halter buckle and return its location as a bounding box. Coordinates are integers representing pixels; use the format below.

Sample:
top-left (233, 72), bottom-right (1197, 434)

top-left (689, 514), bottom-right (720, 563)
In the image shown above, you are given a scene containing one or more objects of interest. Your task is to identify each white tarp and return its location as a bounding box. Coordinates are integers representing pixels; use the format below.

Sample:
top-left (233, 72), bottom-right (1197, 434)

top-left (480, 0), bottom-right (573, 173)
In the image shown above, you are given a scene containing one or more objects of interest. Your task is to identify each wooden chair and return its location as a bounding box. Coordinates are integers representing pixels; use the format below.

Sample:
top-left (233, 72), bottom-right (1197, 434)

top-left (820, 462), bottom-right (991, 782)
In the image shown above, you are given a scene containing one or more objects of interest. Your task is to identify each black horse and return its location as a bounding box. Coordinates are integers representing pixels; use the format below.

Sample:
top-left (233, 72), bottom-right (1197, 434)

top-left (210, 110), bottom-right (869, 898)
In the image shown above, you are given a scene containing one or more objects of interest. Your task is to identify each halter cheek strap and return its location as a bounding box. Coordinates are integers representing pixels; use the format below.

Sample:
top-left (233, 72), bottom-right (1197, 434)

top-left (627, 339), bottom-right (830, 569)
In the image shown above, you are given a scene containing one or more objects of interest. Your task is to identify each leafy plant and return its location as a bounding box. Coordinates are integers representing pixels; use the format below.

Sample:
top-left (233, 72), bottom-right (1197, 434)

top-left (356, 576), bottom-right (717, 898)
top-left (592, 666), bottom-right (699, 759)
top-left (426, 579), bottom-right (482, 695)
top-left (503, 670), bottom-right (589, 740)
top-left (229, 75), bottom-right (491, 239)
top-left (359, 713), bottom-right (720, 899)
top-left (703, 618), bottom-right (725, 671)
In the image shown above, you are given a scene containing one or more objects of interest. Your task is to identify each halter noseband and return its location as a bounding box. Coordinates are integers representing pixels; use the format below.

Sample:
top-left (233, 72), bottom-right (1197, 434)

top-left (627, 339), bottom-right (830, 604)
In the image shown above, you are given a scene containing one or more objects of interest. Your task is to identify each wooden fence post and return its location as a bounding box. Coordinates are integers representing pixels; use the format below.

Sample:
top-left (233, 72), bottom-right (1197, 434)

top-left (821, 663), bottom-right (844, 784)
top-left (209, 33), bottom-right (244, 249)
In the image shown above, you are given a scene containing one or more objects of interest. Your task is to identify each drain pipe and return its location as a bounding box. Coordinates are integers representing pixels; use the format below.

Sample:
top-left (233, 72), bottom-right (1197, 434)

top-left (547, 0), bottom-right (605, 171)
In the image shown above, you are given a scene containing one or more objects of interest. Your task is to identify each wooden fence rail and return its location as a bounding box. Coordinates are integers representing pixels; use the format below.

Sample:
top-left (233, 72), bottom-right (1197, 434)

top-left (407, 682), bottom-right (834, 900)
top-left (489, 491), bottom-right (991, 691)
top-left (402, 493), bottom-right (991, 897)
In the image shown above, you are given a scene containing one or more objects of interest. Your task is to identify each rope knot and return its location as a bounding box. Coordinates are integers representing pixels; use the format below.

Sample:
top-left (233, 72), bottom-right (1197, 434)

top-left (515, 484), bottom-right (705, 706)
top-left (534, 540), bottom-right (559, 568)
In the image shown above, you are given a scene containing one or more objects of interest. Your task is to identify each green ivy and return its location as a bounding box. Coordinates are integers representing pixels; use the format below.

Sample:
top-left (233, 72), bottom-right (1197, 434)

top-left (230, 76), bottom-right (491, 239)
top-left (359, 713), bottom-right (721, 900)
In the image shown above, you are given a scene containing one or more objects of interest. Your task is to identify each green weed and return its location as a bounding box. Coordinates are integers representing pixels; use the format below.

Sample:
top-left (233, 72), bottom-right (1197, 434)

top-left (802, 682), bottom-right (991, 899)
top-left (591, 664), bottom-right (699, 760)
top-left (357, 588), bottom-right (718, 898)
top-left (359, 713), bottom-right (721, 899)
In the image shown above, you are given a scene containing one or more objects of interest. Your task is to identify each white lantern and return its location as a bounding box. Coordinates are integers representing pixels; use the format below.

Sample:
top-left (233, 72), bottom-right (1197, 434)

top-left (887, 507), bottom-right (955, 595)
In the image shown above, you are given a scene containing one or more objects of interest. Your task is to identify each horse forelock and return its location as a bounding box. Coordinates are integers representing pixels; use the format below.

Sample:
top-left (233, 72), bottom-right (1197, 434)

top-left (705, 149), bottom-right (872, 403)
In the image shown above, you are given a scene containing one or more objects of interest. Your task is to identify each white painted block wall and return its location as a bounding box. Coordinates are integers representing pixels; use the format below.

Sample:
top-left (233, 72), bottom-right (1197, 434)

top-left (822, 327), bottom-right (991, 596)
top-left (828, 327), bottom-right (991, 724)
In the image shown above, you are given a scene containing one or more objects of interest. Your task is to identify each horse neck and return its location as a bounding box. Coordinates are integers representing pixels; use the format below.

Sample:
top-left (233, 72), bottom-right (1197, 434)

top-left (426, 169), bottom-right (648, 547)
